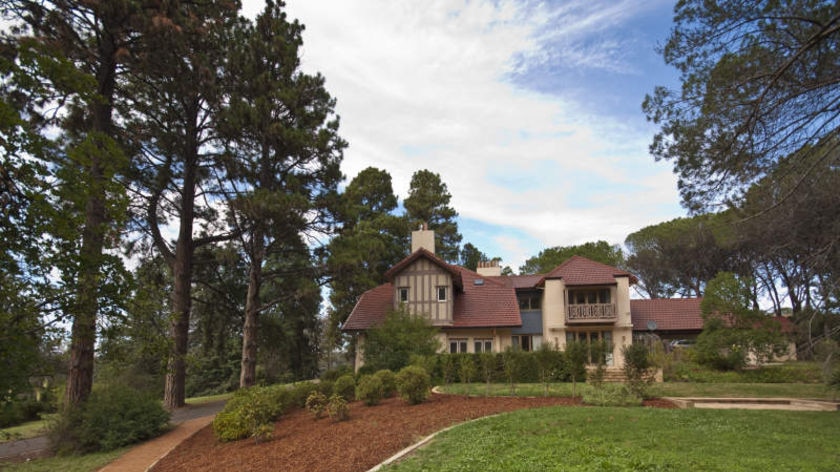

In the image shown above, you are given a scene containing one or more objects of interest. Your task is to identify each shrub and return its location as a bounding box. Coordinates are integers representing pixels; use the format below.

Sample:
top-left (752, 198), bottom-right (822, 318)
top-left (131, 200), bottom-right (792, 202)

top-left (333, 374), bottom-right (356, 402)
top-left (320, 366), bottom-right (352, 382)
top-left (355, 375), bottom-right (384, 406)
top-left (305, 391), bottom-right (329, 419)
top-left (458, 355), bottom-right (476, 389)
top-left (50, 384), bottom-right (170, 454)
top-left (374, 369), bottom-right (397, 398)
top-left (213, 386), bottom-right (283, 442)
top-left (582, 384), bottom-right (642, 407)
top-left (441, 355), bottom-right (457, 385)
top-left (288, 381), bottom-right (320, 409)
top-left (327, 394), bottom-right (350, 421)
top-left (622, 343), bottom-right (653, 399)
top-left (396, 365), bottom-right (431, 405)
top-left (501, 348), bottom-right (521, 396)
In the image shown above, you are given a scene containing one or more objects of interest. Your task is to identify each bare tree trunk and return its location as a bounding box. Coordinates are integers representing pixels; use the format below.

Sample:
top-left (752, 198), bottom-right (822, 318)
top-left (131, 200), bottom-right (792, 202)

top-left (240, 254), bottom-right (262, 388)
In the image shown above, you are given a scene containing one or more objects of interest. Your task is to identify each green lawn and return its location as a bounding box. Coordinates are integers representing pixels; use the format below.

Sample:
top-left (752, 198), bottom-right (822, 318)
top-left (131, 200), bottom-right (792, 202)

top-left (382, 406), bottom-right (840, 472)
top-left (439, 381), bottom-right (836, 400)
top-left (1, 448), bottom-right (129, 472)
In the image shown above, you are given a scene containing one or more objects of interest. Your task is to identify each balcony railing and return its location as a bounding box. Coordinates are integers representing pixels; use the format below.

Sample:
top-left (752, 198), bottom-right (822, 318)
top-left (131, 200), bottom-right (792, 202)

top-left (566, 304), bottom-right (617, 323)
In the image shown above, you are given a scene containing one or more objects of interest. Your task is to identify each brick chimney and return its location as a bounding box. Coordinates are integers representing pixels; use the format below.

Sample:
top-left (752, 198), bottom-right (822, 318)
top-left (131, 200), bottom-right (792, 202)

top-left (411, 223), bottom-right (435, 254)
top-left (476, 259), bottom-right (501, 276)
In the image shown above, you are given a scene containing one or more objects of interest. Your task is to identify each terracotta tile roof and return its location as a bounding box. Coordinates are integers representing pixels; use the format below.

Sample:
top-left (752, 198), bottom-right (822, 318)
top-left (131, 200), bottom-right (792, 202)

top-left (341, 283), bottom-right (392, 331)
top-left (488, 274), bottom-right (543, 289)
top-left (451, 267), bottom-right (521, 328)
top-left (630, 298), bottom-right (703, 332)
top-left (342, 258), bottom-right (521, 331)
top-left (536, 256), bottom-right (638, 287)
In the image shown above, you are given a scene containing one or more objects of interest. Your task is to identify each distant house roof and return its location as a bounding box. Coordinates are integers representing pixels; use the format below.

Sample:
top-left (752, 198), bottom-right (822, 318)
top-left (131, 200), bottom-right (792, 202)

top-left (630, 298), bottom-right (703, 332)
top-left (537, 256), bottom-right (638, 287)
top-left (488, 274), bottom-right (543, 290)
top-left (342, 251), bottom-right (520, 332)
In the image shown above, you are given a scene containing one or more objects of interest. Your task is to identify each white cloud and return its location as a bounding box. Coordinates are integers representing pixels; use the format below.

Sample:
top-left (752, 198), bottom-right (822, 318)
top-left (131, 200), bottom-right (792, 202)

top-left (243, 0), bottom-right (683, 265)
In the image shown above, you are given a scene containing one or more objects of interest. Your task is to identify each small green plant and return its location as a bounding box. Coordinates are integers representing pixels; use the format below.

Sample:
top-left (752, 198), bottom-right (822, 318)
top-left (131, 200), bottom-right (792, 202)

top-left (479, 352), bottom-right (496, 396)
top-left (501, 348), bottom-right (520, 396)
top-left (356, 375), bottom-right (385, 406)
top-left (458, 355), bottom-right (476, 394)
top-left (305, 391), bottom-right (328, 419)
top-left (396, 365), bottom-right (431, 405)
top-left (441, 355), bottom-right (457, 385)
top-left (327, 394), bottom-right (349, 421)
top-left (622, 342), bottom-right (654, 399)
top-left (212, 386), bottom-right (283, 443)
top-left (374, 369), bottom-right (397, 398)
top-left (333, 374), bottom-right (356, 402)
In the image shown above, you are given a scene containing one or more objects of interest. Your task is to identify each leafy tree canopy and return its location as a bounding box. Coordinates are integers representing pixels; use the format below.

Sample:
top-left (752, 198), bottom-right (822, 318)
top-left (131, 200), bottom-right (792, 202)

top-left (519, 241), bottom-right (624, 275)
top-left (361, 308), bottom-right (440, 373)
top-left (645, 0), bottom-right (840, 211)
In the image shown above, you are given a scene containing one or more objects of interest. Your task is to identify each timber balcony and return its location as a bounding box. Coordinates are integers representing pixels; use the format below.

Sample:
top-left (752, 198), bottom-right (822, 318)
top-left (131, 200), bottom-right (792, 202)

top-left (566, 304), bottom-right (617, 323)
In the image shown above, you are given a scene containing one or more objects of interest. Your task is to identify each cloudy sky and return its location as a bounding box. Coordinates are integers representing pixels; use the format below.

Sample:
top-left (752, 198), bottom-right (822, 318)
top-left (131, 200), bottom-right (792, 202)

top-left (243, 0), bottom-right (684, 272)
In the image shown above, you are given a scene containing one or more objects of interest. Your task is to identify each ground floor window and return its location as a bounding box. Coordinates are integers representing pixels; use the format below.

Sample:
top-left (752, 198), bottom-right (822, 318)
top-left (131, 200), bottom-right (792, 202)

top-left (566, 330), bottom-right (614, 365)
top-left (449, 338), bottom-right (467, 353)
top-left (474, 339), bottom-right (493, 353)
top-left (511, 335), bottom-right (542, 352)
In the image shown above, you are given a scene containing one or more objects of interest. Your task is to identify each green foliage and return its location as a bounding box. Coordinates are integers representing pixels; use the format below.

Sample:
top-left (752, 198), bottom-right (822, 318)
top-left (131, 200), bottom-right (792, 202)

top-left (356, 375), bottom-right (385, 406)
top-left (49, 385), bottom-right (170, 455)
top-left (320, 366), bottom-right (353, 382)
top-left (403, 169), bottom-right (462, 262)
top-left (519, 241), bottom-right (624, 275)
top-left (327, 394), bottom-right (350, 422)
top-left (362, 307), bottom-right (440, 372)
top-left (697, 272), bottom-right (789, 371)
top-left (441, 354), bottom-right (457, 385)
top-left (286, 382), bottom-right (321, 409)
top-left (332, 374), bottom-right (356, 402)
top-left (622, 343), bottom-right (653, 399)
top-left (582, 383), bottom-right (642, 407)
top-left (534, 344), bottom-right (564, 396)
top-left (396, 366), bottom-right (431, 405)
top-left (373, 369), bottom-right (397, 398)
top-left (305, 391), bottom-right (329, 419)
top-left (212, 386), bottom-right (285, 443)
top-left (501, 348), bottom-right (522, 396)
top-left (564, 341), bottom-right (588, 397)
top-left (479, 352), bottom-right (497, 396)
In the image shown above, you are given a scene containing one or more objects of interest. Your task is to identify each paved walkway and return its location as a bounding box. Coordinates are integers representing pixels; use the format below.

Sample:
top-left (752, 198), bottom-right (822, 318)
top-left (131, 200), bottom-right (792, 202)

top-left (0, 400), bottom-right (226, 468)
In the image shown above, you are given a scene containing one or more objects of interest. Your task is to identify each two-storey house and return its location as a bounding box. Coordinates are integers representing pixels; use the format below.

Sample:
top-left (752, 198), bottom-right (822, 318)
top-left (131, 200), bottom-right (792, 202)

top-left (342, 228), bottom-right (696, 371)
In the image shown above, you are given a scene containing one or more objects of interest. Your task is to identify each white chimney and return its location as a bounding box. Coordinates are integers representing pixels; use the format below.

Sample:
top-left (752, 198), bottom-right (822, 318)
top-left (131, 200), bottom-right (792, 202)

top-left (411, 223), bottom-right (435, 254)
top-left (476, 259), bottom-right (502, 276)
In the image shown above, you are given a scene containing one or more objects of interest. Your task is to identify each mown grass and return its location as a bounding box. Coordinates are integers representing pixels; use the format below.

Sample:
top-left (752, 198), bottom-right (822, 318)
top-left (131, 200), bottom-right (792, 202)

top-left (439, 381), bottom-right (836, 400)
top-left (1, 447), bottom-right (129, 472)
top-left (382, 407), bottom-right (840, 472)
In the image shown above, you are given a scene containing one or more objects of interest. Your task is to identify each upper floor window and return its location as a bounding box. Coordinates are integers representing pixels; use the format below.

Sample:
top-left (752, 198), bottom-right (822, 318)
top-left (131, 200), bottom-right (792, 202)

top-left (437, 286), bottom-right (447, 302)
top-left (398, 287), bottom-right (409, 303)
top-left (568, 289), bottom-right (611, 305)
top-left (518, 294), bottom-right (541, 310)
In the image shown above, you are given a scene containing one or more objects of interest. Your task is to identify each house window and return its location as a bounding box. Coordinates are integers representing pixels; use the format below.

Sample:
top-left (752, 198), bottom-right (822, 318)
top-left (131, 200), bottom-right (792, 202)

top-left (437, 286), bottom-right (447, 302)
top-left (398, 287), bottom-right (409, 303)
top-left (566, 330), bottom-right (614, 366)
top-left (449, 338), bottom-right (467, 353)
top-left (568, 289), bottom-right (611, 305)
top-left (474, 339), bottom-right (493, 353)
top-left (512, 335), bottom-right (531, 351)
top-left (517, 294), bottom-right (541, 310)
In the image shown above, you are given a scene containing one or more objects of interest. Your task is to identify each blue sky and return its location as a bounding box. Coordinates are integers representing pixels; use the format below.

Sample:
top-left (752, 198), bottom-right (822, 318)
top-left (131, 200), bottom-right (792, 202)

top-left (243, 0), bottom-right (684, 271)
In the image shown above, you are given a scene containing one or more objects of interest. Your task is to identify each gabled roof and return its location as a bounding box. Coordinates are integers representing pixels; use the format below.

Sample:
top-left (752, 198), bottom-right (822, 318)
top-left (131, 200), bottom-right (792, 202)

top-left (488, 274), bottom-right (543, 290)
top-left (536, 256), bottom-right (638, 287)
top-left (451, 267), bottom-right (520, 328)
top-left (341, 283), bottom-right (393, 331)
top-left (630, 298), bottom-right (703, 332)
top-left (342, 256), bottom-right (521, 332)
top-left (384, 248), bottom-right (462, 290)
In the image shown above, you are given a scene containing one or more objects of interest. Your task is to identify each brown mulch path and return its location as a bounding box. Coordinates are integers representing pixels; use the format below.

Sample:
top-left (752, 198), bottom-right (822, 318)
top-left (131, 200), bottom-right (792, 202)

top-left (150, 393), bottom-right (676, 472)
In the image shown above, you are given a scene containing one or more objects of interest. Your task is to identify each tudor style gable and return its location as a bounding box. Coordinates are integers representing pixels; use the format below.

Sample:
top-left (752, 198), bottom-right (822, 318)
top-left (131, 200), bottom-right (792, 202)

top-left (385, 248), bottom-right (461, 326)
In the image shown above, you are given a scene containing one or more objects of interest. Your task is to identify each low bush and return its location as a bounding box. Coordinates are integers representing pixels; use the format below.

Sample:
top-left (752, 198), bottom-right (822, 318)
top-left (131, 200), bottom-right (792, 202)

top-left (49, 384), bottom-right (170, 455)
top-left (333, 374), bottom-right (356, 402)
top-left (582, 384), bottom-right (642, 407)
top-left (356, 375), bottom-right (385, 406)
top-left (396, 365), bottom-right (431, 405)
top-left (305, 391), bottom-right (328, 419)
top-left (213, 386), bottom-right (284, 443)
top-left (320, 366), bottom-right (353, 382)
top-left (327, 394), bottom-right (350, 421)
top-left (374, 369), bottom-right (397, 398)
top-left (287, 381), bottom-right (320, 409)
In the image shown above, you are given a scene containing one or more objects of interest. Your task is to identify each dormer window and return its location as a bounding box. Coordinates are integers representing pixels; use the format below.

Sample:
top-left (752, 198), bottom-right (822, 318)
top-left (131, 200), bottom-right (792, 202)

top-left (398, 287), bottom-right (409, 303)
top-left (437, 286), bottom-right (447, 302)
